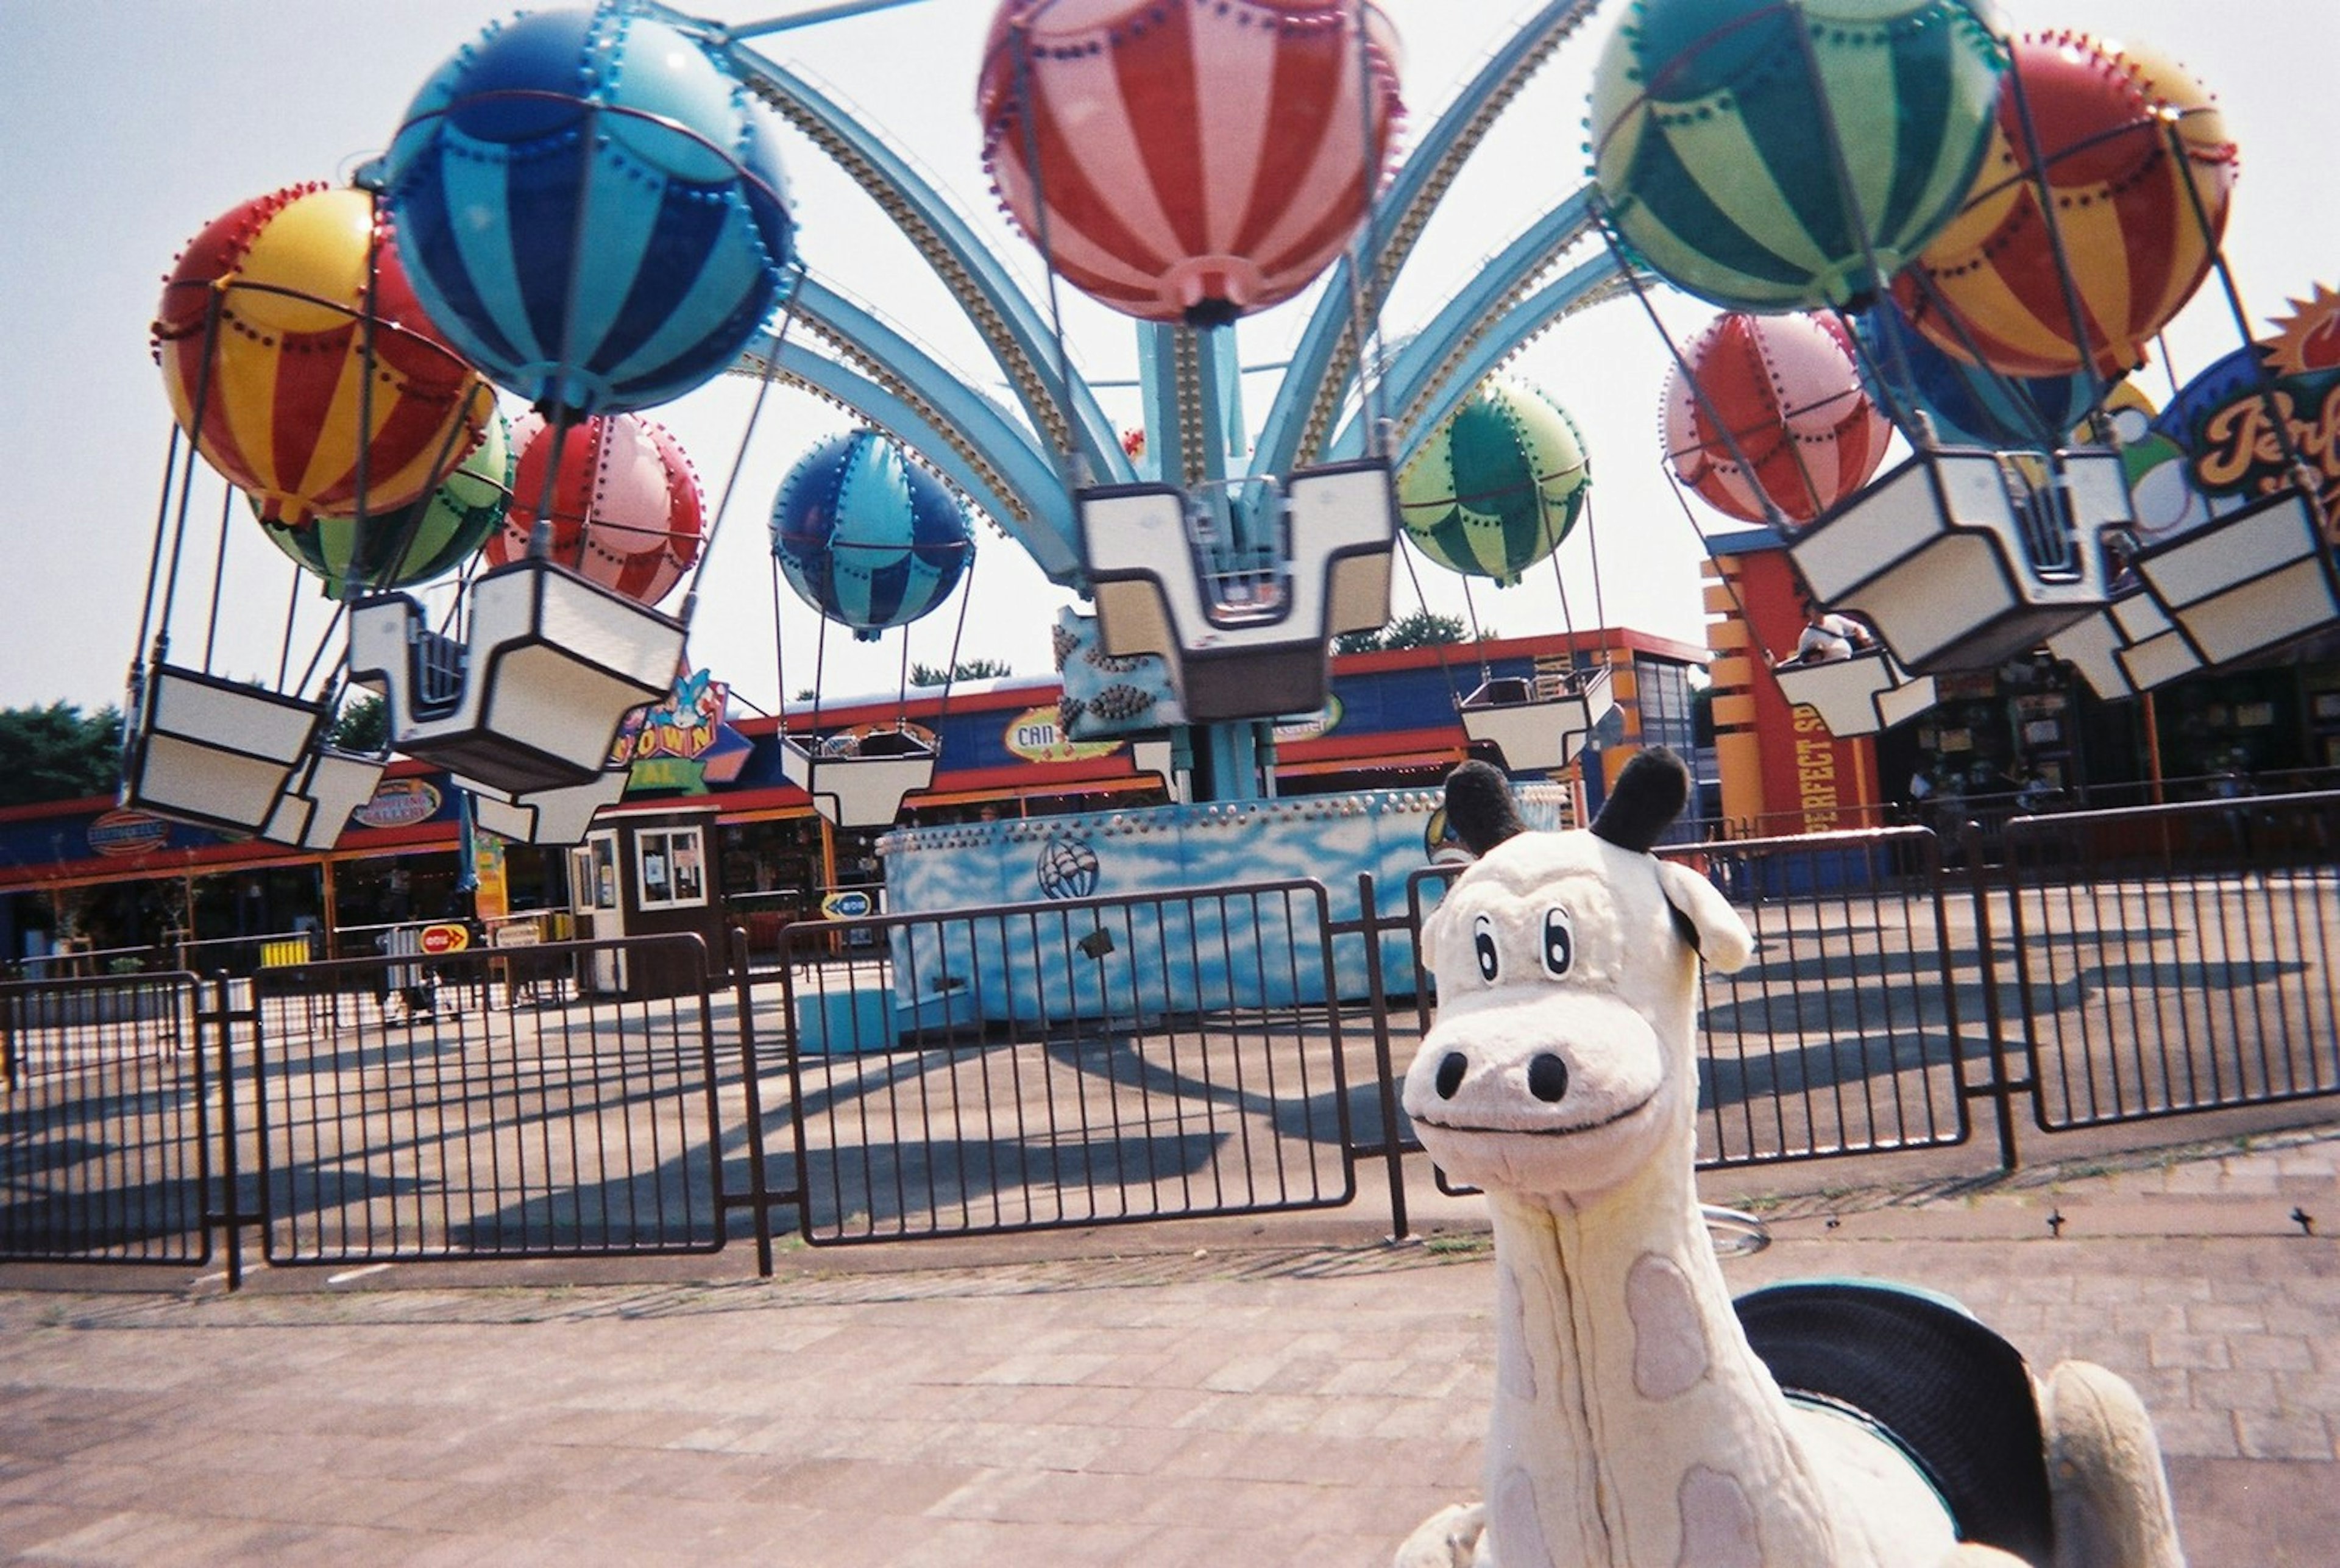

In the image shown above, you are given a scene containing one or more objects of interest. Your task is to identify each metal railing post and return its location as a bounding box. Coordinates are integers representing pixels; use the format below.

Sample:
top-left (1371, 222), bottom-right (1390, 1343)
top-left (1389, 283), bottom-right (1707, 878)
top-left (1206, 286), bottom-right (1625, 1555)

top-left (1353, 873), bottom-right (1410, 1241)
top-left (204, 971), bottom-right (246, 1290)
top-left (1959, 822), bottom-right (2023, 1171)
top-left (730, 928), bottom-right (776, 1277)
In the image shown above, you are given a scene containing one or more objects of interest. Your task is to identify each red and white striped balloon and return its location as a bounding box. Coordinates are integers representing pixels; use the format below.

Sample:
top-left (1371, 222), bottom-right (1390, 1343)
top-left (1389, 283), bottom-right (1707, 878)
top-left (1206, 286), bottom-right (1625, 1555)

top-left (1662, 312), bottom-right (1892, 530)
top-left (489, 412), bottom-right (704, 608)
top-left (976, 0), bottom-right (1402, 326)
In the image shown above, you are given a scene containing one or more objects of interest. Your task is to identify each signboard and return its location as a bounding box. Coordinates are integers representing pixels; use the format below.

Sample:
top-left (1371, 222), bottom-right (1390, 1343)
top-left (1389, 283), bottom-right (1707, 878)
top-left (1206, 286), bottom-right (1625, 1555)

top-left (1004, 706), bottom-right (1122, 764)
top-left (820, 889), bottom-right (876, 920)
top-left (355, 778), bottom-right (443, 831)
top-left (612, 669), bottom-right (752, 793)
top-left (86, 809), bottom-right (169, 859)
top-left (470, 832), bottom-right (509, 923)
top-left (417, 923), bottom-right (470, 956)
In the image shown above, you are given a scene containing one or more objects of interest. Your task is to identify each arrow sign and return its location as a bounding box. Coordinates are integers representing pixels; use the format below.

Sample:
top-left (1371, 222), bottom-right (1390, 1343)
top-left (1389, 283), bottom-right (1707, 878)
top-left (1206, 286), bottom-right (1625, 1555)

top-left (417, 923), bottom-right (471, 956)
top-left (820, 890), bottom-right (876, 920)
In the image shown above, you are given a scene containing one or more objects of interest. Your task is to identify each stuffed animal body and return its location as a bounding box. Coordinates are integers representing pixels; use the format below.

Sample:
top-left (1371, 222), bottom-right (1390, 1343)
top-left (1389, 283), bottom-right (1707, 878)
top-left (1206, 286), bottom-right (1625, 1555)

top-left (1393, 753), bottom-right (2183, 1568)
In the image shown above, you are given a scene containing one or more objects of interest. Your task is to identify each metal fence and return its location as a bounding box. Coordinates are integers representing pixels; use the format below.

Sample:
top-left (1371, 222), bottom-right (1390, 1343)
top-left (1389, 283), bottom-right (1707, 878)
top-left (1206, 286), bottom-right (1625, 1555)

top-left (5, 795), bottom-right (2339, 1285)
top-left (1, 970), bottom-right (207, 1264)
top-left (1998, 791), bottom-right (2340, 1133)
top-left (1686, 828), bottom-right (1976, 1170)
top-left (767, 880), bottom-right (1358, 1245)
top-left (233, 937), bottom-right (729, 1277)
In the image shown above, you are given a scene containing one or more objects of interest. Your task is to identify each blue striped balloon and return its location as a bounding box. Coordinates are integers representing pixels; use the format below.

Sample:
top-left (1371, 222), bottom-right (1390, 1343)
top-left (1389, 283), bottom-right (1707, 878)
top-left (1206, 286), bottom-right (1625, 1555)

top-left (1853, 299), bottom-right (2116, 450)
top-left (772, 432), bottom-right (974, 642)
top-left (382, 4), bottom-right (795, 417)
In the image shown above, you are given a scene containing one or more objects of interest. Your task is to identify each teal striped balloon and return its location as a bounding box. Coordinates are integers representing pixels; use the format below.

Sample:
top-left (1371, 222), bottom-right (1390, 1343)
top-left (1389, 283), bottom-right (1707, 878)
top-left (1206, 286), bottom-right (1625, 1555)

top-left (1397, 380), bottom-right (1590, 586)
top-left (258, 411), bottom-right (511, 599)
top-left (1590, 0), bottom-right (2005, 311)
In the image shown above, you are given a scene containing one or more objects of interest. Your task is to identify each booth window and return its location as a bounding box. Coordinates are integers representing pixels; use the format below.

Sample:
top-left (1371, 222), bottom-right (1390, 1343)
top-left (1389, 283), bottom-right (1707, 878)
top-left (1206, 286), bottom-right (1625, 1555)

top-left (636, 828), bottom-right (707, 910)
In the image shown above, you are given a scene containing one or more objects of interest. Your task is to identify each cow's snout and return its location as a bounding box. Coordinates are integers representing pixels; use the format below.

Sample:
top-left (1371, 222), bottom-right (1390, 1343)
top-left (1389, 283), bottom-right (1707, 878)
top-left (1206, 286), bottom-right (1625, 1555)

top-left (1433, 1049), bottom-right (1571, 1104)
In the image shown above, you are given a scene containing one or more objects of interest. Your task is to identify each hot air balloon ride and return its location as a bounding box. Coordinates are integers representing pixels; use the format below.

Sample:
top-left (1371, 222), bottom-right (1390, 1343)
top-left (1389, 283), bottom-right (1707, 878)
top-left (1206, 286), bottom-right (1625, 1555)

top-left (980, 0), bottom-right (1402, 725)
top-left (1650, 312), bottom-right (1935, 736)
top-left (1587, 0), bottom-right (2135, 683)
top-left (1589, 0), bottom-right (2005, 313)
top-left (258, 408), bottom-right (512, 600)
top-left (346, 406), bottom-right (713, 809)
top-left (348, 1), bottom-right (802, 842)
top-left (126, 182), bottom-right (497, 845)
top-left (1853, 297), bottom-right (2118, 453)
top-left (1394, 378), bottom-right (1613, 769)
top-left (977, 0), bottom-right (1402, 327)
top-left (1662, 312), bottom-right (1891, 531)
top-left (768, 431), bottom-right (976, 828)
top-left (380, 2), bottom-right (796, 417)
top-left (1891, 32), bottom-right (2237, 384)
top-left (489, 413), bottom-right (706, 608)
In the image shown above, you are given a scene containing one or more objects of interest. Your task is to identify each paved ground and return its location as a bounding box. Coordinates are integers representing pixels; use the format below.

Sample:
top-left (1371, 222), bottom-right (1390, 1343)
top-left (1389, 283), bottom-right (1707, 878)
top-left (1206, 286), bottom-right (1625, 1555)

top-left (6, 1123), bottom-right (2340, 1566)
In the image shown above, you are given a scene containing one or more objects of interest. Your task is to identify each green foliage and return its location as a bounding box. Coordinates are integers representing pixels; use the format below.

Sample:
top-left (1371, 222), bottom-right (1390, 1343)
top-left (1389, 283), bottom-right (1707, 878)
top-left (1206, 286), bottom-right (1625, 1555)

top-left (331, 692), bottom-right (387, 753)
top-left (909, 658), bottom-right (1013, 687)
top-left (1334, 609), bottom-right (1470, 655)
top-left (0, 703), bottom-right (122, 807)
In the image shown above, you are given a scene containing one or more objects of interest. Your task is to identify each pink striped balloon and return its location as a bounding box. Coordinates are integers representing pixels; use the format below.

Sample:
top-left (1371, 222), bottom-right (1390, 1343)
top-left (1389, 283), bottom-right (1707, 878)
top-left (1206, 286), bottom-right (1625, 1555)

top-left (489, 412), bottom-right (704, 608)
top-left (977, 0), bottom-right (1402, 326)
top-left (1662, 313), bottom-right (1892, 530)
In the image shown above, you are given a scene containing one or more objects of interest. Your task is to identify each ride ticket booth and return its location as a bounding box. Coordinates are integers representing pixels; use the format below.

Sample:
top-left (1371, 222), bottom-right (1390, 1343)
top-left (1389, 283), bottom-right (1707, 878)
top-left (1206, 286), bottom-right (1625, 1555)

top-left (567, 806), bottom-right (723, 999)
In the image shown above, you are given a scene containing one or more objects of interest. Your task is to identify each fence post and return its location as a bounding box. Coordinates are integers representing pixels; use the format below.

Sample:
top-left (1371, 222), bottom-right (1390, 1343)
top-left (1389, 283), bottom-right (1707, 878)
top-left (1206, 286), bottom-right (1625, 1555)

top-left (1353, 873), bottom-right (1411, 1241)
top-left (730, 928), bottom-right (776, 1278)
top-left (1959, 822), bottom-right (2023, 1171)
top-left (205, 971), bottom-right (245, 1291)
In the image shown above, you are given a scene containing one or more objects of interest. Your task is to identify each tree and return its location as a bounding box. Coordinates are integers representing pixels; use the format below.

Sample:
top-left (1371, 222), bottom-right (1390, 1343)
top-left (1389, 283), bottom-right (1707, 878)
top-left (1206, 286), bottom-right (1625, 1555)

top-left (331, 692), bottom-right (387, 753)
top-left (1334, 609), bottom-right (1470, 655)
top-left (0, 703), bottom-right (123, 807)
top-left (909, 657), bottom-right (1013, 687)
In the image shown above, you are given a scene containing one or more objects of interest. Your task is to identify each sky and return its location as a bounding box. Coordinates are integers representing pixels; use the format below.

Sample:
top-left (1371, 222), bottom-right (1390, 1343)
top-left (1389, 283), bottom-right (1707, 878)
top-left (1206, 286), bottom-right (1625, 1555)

top-left (0, 0), bottom-right (2330, 720)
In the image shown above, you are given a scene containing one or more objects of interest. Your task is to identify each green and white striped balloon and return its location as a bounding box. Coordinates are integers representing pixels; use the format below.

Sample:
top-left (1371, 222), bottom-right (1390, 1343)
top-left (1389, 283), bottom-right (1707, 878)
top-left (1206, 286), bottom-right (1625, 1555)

top-left (1397, 379), bottom-right (1590, 585)
top-left (1589, 0), bottom-right (2006, 312)
top-left (257, 410), bottom-right (511, 600)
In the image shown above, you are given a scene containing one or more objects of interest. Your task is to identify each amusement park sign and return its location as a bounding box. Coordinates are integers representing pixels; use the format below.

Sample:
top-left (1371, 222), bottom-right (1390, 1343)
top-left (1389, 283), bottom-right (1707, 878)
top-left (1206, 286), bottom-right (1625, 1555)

top-left (612, 670), bottom-right (751, 794)
top-left (2170, 285), bottom-right (2340, 537)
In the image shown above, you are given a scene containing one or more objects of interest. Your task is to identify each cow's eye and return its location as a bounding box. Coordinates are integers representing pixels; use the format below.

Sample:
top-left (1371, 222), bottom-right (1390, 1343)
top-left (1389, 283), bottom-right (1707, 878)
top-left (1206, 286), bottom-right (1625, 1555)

top-left (1472, 913), bottom-right (1499, 983)
top-left (1541, 907), bottom-right (1575, 979)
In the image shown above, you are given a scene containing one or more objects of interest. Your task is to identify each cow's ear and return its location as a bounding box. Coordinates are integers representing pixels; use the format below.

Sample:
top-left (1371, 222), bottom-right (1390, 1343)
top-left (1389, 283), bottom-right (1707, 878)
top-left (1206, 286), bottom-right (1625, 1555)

top-left (1656, 860), bottom-right (1753, 974)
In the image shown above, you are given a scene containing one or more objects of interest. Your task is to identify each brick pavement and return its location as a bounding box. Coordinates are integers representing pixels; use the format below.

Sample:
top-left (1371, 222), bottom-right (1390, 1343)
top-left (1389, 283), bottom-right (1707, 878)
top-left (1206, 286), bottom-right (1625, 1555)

top-left (5, 1124), bottom-right (2339, 1566)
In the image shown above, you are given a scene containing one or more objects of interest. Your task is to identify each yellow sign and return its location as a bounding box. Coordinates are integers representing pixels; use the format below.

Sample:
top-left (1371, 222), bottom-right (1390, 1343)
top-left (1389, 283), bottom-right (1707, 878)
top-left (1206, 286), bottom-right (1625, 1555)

top-left (1005, 706), bottom-right (1123, 764)
top-left (471, 833), bottom-right (509, 923)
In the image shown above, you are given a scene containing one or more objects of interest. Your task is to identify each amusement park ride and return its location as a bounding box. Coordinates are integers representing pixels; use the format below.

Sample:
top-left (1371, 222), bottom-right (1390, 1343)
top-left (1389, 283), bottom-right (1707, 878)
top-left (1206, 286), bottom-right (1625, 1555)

top-left (118, 0), bottom-right (2339, 867)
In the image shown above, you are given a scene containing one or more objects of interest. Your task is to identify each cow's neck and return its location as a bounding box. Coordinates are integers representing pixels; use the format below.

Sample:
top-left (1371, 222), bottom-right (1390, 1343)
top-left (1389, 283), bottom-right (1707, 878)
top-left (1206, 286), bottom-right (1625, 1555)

top-left (1479, 1150), bottom-right (1848, 1567)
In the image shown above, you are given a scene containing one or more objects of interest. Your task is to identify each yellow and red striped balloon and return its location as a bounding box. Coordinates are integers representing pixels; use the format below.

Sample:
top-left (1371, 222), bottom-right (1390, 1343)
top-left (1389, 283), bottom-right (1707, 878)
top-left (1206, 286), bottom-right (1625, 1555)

top-left (152, 184), bottom-right (492, 527)
top-left (1893, 32), bottom-right (2237, 382)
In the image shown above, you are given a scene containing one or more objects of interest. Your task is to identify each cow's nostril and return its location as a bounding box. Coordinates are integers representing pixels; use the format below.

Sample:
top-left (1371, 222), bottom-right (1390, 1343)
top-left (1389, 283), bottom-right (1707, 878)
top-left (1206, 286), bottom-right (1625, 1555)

top-left (1528, 1054), bottom-right (1570, 1103)
top-left (1435, 1052), bottom-right (1467, 1099)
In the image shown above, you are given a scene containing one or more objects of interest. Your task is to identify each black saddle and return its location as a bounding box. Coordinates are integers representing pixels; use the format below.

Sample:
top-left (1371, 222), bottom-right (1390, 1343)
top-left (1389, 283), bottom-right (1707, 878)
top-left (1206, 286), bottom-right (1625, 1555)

top-left (1735, 1280), bottom-right (2055, 1567)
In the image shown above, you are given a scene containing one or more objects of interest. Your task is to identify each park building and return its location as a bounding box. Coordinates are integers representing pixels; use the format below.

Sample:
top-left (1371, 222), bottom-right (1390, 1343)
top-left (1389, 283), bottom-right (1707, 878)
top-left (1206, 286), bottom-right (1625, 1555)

top-left (0, 626), bottom-right (1707, 989)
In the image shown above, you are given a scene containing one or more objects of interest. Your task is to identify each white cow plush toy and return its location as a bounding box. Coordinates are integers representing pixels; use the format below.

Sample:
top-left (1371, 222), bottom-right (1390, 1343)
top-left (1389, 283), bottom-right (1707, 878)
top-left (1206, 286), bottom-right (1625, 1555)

top-left (1395, 751), bottom-right (2184, 1568)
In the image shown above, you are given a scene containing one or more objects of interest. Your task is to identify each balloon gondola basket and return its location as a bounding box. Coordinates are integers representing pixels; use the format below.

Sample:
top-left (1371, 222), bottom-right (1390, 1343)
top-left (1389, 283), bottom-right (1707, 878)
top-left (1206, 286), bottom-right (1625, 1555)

top-left (260, 745), bottom-right (390, 851)
top-left (1770, 648), bottom-right (1939, 739)
top-left (347, 558), bottom-right (684, 799)
top-left (1078, 459), bottom-right (1395, 723)
top-left (780, 729), bottom-right (939, 829)
top-left (461, 768), bottom-right (630, 848)
top-left (1459, 665), bottom-right (1615, 771)
top-left (2126, 487), bottom-right (2340, 672)
top-left (122, 665), bottom-right (329, 837)
top-left (2044, 587), bottom-right (2202, 701)
top-left (1787, 447), bottom-right (2125, 675)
